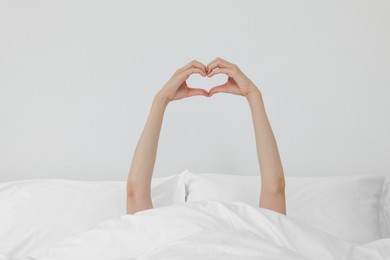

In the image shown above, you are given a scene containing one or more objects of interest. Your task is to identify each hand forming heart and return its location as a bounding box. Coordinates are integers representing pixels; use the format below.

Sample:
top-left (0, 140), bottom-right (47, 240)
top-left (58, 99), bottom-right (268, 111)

top-left (158, 57), bottom-right (260, 102)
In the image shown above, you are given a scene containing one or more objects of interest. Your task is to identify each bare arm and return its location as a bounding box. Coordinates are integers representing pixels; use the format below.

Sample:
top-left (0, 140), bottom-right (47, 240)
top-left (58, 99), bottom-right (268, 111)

top-left (246, 92), bottom-right (286, 215)
top-left (127, 60), bottom-right (208, 214)
top-left (126, 94), bottom-right (168, 214)
top-left (207, 57), bottom-right (286, 215)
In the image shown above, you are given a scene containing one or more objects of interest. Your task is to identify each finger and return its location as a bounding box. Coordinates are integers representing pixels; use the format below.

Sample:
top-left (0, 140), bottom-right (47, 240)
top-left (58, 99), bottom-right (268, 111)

top-left (207, 68), bottom-right (234, 78)
top-left (181, 67), bottom-right (206, 79)
top-left (187, 87), bottom-right (209, 97)
top-left (183, 68), bottom-right (206, 78)
top-left (208, 84), bottom-right (229, 96)
top-left (207, 57), bottom-right (234, 68)
top-left (178, 60), bottom-right (207, 74)
top-left (207, 59), bottom-right (235, 75)
top-left (185, 62), bottom-right (207, 76)
top-left (206, 57), bottom-right (234, 72)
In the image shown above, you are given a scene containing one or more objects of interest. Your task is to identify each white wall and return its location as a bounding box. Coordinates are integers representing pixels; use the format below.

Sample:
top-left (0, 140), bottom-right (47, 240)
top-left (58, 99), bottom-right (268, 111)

top-left (1, 0), bottom-right (389, 181)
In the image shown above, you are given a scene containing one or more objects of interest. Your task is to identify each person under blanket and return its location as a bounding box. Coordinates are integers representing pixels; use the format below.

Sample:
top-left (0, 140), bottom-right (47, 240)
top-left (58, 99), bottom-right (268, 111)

top-left (126, 57), bottom-right (286, 215)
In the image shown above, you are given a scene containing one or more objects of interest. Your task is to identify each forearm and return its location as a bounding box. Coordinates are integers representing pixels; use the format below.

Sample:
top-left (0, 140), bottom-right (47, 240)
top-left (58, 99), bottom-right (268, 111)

top-left (126, 60), bottom-right (208, 214)
top-left (246, 90), bottom-right (285, 189)
top-left (127, 93), bottom-right (168, 212)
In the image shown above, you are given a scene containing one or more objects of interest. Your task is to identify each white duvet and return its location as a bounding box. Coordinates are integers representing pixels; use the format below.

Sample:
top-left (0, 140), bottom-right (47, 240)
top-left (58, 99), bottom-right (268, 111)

top-left (2, 200), bottom-right (390, 260)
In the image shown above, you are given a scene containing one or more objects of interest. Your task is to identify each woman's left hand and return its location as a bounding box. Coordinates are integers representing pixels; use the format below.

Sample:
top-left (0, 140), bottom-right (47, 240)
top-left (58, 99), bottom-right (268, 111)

top-left (206, 57), bottom-right (259, 98)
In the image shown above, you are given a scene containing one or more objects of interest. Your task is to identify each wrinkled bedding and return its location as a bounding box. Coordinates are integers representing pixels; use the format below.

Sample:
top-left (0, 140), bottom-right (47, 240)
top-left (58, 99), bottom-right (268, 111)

top-left (1, 201), bottom-right (390, 260)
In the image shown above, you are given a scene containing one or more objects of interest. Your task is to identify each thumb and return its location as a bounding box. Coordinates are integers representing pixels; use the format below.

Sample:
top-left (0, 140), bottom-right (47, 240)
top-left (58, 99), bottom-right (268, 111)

top-left (209, 84), bottom-right (229, 96)
top-left (187, 87), bottom-right (209, 97)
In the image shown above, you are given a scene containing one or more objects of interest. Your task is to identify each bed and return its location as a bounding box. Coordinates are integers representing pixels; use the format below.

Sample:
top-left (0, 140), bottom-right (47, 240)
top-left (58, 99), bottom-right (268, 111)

top-left (0, 170), bottom-right (389, 259)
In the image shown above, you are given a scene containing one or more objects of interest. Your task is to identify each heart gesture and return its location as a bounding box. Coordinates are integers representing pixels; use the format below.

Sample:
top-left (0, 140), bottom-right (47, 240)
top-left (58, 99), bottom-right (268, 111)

top-left (158, 58), bottom-right (260, 102)
top-left (128, 57), bottom-right (286, 216)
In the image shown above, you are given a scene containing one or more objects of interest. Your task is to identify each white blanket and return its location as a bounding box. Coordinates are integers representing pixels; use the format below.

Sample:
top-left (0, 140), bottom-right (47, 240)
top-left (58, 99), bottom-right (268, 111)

top-left (3, 201), bottom-right (390, 260)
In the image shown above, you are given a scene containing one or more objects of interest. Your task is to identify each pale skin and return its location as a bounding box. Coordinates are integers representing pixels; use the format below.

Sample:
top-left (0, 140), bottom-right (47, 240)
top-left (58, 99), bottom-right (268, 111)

top-left (126, 58), bottom-right (286, 215)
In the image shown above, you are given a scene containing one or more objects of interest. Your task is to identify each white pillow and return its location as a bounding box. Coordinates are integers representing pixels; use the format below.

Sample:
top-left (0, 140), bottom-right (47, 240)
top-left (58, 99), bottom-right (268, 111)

top-left (184, 171), bottom-right (386, 244)
top-left (285, 175), bottom-right (384, 244)
top-left (185, 173), bottom-right (260, 206)
top-left (0, 171), bottom-right (186, 258)
top-left (380, 177), bottom-right (390, 238)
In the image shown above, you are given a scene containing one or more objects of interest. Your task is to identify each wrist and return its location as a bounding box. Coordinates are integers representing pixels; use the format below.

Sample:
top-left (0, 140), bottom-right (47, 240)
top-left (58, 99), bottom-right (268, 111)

top-left (154, 92), bottom-right (170, 108)
top-left (245, 88), bottom-right (262, 103)
top-left (154, 91), bottom-right (172, 104)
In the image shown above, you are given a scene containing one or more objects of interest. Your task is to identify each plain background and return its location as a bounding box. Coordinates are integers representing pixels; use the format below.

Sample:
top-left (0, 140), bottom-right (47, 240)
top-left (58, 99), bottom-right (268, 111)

top-left (0, 0), bottom-right (389, 181)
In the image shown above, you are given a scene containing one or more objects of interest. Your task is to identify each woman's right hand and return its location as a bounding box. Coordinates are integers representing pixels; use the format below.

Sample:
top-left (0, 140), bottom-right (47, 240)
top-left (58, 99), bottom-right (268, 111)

top-left (157, 60), bottom-right (210, 103)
